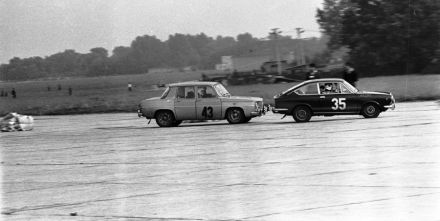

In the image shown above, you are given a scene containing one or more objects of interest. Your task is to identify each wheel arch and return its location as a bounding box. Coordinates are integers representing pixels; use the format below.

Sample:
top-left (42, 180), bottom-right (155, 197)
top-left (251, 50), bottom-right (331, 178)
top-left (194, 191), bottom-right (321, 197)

top-left (361, 101), bottom-right (382, 112)
top-left (224, 106), bottom-right (244, 119)
top-left (291, 103), bottom-right (313, 115)
top-left (154, 109), bottom-right (175, 118)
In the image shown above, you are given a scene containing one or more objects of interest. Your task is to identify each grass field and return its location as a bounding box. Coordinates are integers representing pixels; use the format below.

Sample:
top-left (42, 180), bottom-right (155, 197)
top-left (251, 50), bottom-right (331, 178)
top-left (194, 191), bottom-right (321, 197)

top-left (0, 71), bottom-right (439, 116)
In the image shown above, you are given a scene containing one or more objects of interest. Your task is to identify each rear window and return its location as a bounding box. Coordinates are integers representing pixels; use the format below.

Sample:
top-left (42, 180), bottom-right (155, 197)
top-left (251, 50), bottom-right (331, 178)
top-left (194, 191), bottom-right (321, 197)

top-left (294, 83), bottom-right (318, 95)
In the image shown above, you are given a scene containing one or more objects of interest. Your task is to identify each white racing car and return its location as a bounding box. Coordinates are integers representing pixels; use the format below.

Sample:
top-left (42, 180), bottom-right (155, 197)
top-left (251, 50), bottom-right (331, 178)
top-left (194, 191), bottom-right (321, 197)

top-left (137, 81), bottom-right (265, 127)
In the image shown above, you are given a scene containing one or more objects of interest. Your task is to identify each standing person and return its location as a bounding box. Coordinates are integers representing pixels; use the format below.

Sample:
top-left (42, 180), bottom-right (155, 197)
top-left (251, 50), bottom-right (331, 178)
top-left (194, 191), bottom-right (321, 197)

top-left (68, 87), bottom-right (73, 96)
top-left (11, 88), bottom-right (16, 98)
top-left (128, 83), bottom-right (132, 92)
top-left (343, 62), bottom-right (359, 87)
top-left (1, 89), bottom-right (4, 97)
top-left (306, 63), bottom-right (319, 80)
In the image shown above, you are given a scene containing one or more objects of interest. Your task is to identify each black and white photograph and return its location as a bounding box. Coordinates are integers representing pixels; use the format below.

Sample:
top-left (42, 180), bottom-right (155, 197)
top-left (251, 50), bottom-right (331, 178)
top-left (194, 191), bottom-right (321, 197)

top-left (1, 0), bottom-right (440, 220)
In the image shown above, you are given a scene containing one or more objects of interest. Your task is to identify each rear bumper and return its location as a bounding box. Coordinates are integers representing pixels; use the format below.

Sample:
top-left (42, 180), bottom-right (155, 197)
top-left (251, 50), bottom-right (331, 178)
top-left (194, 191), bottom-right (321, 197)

top-left (272, 108), bottom-right (289, 114)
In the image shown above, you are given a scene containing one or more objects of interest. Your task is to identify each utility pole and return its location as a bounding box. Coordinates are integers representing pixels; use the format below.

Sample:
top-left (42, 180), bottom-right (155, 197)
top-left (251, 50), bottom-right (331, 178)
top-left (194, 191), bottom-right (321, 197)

top-left (270, 28), bottom-right (282, 75)
top-left (296, 28), bottom-right (305, 65)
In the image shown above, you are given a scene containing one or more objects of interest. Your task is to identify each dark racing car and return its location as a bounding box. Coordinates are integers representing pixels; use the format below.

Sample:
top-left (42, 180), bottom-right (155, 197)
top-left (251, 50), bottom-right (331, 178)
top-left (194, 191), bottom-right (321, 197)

top-left (272, 78), bottom-right (395, 122)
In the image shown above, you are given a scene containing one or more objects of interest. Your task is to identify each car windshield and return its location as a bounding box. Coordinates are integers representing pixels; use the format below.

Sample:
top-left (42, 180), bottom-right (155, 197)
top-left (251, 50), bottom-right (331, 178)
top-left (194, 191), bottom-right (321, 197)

top-left (343, 81), bottom-right (359, 93)
top-left (213, 84), bottom-right (231, 97)
top-left (160, 87), bottom-right (170, 99)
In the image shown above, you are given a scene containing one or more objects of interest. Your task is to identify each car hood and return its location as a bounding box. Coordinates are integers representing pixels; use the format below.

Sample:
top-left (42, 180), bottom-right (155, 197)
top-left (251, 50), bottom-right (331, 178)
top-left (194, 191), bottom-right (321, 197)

top-left (358, 91), bottom-right (391, 96)
top-left (145, 97), bottom-right (161, 101)
top-left (221, 96), bottom-right (262, 102)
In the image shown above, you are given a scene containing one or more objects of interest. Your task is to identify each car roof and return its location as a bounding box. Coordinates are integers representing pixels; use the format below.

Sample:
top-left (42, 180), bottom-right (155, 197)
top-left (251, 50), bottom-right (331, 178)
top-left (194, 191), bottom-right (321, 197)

top-left (168, 81), bottom-right (219, 87)
top-left (284, 78), bottom-right (348, 92)
top-left (304, 78), bottom-right (346, 83)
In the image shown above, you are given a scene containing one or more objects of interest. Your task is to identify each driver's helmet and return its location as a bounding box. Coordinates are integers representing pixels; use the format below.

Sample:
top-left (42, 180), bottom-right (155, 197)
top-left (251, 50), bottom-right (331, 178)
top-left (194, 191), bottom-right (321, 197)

top-left (324, 83), bottom-right (332, 91)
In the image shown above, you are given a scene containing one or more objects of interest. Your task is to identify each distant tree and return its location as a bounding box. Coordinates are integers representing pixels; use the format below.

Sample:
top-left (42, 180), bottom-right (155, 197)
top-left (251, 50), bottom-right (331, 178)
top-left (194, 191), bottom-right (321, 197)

top-left (167, 34), bottom-right (200, 68)
top-left (130, 35), bottom-right (170, 72)
top-left (317, 0), bottom-right (440, 75)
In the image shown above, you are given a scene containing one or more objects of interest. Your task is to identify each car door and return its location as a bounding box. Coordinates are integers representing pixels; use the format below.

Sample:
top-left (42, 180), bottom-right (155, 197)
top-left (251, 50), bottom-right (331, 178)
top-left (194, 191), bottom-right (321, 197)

top-left (318, 82), bottom-right (357, 113)
top-left (174, 86), bottom-right (197, 120)
top-left (195, 86), bottom-right (222, 120)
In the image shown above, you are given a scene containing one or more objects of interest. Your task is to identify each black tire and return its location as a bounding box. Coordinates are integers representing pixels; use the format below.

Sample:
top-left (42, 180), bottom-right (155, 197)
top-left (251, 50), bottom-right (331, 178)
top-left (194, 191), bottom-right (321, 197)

top-left (362, 103), bottom-right (381, 118)
top-left (243, 117), bottom-right (252, 123)
top-left (172, 120), bottom-right (182, 127)
top-left (155, 111), bottom-right (175, 127)
top-left (292, 106), bottom-right (312, 123)
top-left (226, 108), bottom-right (245, 124)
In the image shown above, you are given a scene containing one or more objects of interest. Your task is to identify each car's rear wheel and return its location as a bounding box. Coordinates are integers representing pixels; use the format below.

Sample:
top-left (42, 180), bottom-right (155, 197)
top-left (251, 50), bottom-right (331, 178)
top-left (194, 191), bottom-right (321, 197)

top-left (243, 117), bottom-right (252, 123)
top-left (155, 111), bottom-right (175, 127)
top-left (362, 103), bottom-right (381, 118)
top-left (226, 108), bottom-right (245, 124)
top-left (292, 106), bottom-right (312, 123)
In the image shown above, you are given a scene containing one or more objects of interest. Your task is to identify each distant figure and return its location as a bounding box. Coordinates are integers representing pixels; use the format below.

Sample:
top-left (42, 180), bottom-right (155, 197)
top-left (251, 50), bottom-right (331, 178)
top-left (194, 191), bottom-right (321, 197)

top-left (11, 88), bottom-right (16, 98)
top-left (1, 89), bottom-right (4, 97)
top-left (201, 73), bottom-right (208, 81)
top-left (68, 87), bottom-right (73, 96)
top-left (57, 84), bottom-right (62, 90)
top-left (128, 83), bottom-right (133, 92)
top-left (47, 86), bottom-right (51, 91)
top-left (306, 63), bottom-right (319, 80)
top-left (343, 62), bottom-right (359, 87)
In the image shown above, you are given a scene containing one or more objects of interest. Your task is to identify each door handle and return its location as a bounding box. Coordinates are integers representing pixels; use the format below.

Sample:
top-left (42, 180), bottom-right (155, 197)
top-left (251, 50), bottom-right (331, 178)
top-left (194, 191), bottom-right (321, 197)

top-left (319, 96), bottom-right (325, 99)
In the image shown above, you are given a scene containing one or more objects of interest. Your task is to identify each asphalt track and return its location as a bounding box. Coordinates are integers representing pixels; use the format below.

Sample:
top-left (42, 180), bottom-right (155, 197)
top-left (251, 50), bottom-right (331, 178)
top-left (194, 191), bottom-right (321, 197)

top-left (1, 101), bottom-right (440, 221)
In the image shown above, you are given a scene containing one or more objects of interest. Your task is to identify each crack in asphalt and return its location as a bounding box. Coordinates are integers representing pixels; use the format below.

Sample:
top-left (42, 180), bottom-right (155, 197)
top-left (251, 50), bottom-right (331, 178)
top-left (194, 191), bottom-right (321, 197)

top-left (240, 191), bottom-right (440, 220)
top-left (1, 182), bottom-right (248, 216)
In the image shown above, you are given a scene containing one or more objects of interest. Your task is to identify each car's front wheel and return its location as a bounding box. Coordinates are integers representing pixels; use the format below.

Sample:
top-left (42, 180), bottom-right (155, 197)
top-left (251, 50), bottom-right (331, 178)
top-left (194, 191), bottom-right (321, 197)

top-left (172, 120), bottom-right (182, 127)
top-left (155, 111), bottom-right (175, 127)
top-left (226, 108), bottom-right (245, 124)
top-left (362, 103), bottom-right (381, 118)
top-left (292, 106), bottom-right (312, 123)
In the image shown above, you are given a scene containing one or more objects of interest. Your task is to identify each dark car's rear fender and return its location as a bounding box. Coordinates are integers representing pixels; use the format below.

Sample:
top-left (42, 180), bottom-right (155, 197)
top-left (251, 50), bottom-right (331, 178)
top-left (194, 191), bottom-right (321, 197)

top-left (291, 103), bottom-right (314, 115)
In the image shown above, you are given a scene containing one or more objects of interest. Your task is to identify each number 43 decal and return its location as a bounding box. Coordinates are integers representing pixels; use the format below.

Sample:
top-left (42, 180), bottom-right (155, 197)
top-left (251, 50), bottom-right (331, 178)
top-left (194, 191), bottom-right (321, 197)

top-left (331, 98), bottom-right (346, 110)
top-left (202, 106), bottom-right (213, 118)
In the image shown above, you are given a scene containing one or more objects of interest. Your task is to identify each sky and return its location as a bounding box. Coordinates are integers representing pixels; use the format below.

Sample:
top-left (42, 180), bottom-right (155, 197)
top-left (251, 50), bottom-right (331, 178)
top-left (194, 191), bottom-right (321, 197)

top-left (0, 0), bottom-right (323, 64)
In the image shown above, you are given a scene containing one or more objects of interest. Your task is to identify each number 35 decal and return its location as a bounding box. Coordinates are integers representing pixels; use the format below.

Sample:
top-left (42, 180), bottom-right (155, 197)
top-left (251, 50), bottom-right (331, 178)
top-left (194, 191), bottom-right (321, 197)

top-left (331, 98), bottom-right (346, 110)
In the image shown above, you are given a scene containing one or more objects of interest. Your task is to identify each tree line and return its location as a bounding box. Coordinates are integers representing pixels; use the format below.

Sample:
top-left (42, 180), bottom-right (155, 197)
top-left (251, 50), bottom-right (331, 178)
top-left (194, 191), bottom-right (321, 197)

top-left (2, 0), bottom-right (439, 81)
top-left (0, 33), bottom-right (327, 81)
top-left (317, 0), bottom-right (440, 75)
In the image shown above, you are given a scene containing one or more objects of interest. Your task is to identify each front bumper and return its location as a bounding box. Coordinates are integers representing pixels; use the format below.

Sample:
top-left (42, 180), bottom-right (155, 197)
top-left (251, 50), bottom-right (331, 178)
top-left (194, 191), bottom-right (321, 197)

top-left (384, 94), bottom-right (396, 110)
top-left (384, 103), bottom-right (395, 110)
top-left (137, 108), bottom-right (144, 117)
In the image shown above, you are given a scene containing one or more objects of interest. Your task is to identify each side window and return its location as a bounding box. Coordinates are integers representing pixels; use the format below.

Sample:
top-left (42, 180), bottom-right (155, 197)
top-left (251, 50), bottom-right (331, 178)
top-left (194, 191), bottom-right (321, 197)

top-left (319, 82), bottom-right (340, 94)
top-left (295, 83), bottom-right (318, 95)
top-left (197, 86), bottom-right (217, 98)
top-left (176, 86), bottom-right (195, 99)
